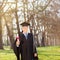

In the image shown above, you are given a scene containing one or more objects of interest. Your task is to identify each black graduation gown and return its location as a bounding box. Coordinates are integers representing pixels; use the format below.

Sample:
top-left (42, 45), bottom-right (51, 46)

top-left (20, 33), bottom-right (37, 60)
top-left (13, 33), bottom-right (38, 60)
top-left (13, 38), bottom-right (21, 60)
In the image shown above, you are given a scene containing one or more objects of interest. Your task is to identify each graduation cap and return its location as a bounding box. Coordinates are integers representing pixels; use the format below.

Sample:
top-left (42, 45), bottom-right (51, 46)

top-left (20, 22), bottom-right (30, 26)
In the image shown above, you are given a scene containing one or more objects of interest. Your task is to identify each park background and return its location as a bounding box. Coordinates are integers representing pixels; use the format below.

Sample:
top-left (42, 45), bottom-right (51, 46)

top-left (0, 0), bottom-right (60, 60)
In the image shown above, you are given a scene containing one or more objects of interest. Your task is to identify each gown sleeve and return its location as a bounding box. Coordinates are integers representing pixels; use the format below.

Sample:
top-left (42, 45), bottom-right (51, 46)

top-left (32, 33), bottom-right (37, 53)
top-left (13, 36), bottom-right (21, 56)
top-left (32, 34), bottom-right (38, 60)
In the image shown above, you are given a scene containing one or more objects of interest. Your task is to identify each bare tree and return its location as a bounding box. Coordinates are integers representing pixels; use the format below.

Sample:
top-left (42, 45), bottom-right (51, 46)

top-left (0, 18), bottom-right (3, 49)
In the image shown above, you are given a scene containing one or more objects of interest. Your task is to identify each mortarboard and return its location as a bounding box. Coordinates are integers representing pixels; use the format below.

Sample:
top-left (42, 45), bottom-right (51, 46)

top-left (20, 22), bottom-right (30, 26)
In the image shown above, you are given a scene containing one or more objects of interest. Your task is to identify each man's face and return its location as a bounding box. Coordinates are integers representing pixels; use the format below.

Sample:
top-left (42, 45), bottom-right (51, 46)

top-left (22, 26), bottom-right (28, 33)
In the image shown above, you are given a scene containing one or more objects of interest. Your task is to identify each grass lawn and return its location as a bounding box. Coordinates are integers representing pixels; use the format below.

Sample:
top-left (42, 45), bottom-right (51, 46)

top-left (0, 46), bottom-right (60, 60)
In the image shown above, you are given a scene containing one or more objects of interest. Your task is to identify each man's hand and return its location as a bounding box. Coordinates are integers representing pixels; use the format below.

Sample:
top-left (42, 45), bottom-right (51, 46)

top-left (16, 39), bottom-right (20, 47)
top-left (34, 53), bottom-right (37, 57)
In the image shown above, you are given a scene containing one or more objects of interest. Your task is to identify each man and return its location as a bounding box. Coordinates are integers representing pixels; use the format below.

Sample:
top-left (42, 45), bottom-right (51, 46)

top-left (13, 22), bottom-right (38, 60)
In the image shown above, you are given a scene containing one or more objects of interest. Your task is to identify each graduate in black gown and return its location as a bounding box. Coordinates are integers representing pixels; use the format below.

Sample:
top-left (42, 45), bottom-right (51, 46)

top-left (13, 22), bottom-right (38, 60)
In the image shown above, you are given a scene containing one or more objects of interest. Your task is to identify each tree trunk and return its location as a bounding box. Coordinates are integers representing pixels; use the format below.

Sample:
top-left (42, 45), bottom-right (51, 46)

top-left (15, 0), bottom-right (20, 36)
top-left (6, 23), bottom-right (14, 48)
top-left (4, 18), bottom-right (14, 49)
top-left (0, 19), bottom-right (3, 49)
